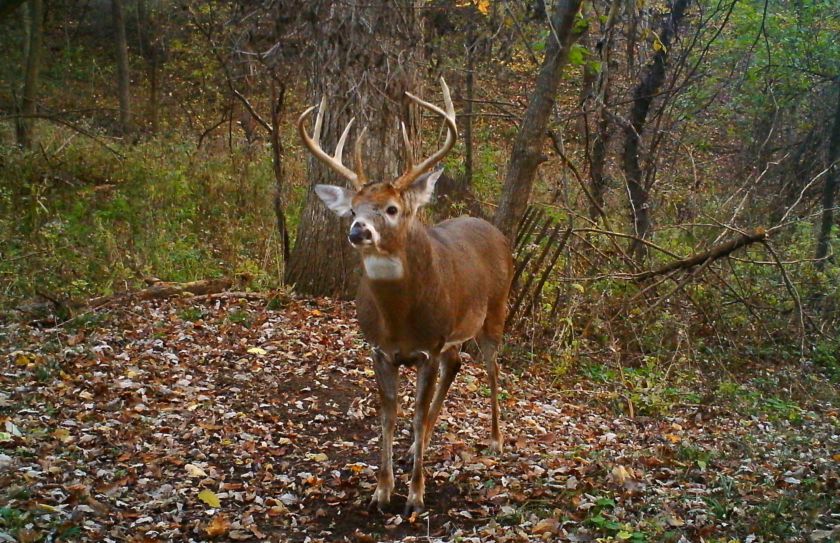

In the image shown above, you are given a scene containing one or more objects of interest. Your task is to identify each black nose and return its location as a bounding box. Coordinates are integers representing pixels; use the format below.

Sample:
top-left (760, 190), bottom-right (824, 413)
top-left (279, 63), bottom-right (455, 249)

top-left (348, 224), bottom-right (372, 245)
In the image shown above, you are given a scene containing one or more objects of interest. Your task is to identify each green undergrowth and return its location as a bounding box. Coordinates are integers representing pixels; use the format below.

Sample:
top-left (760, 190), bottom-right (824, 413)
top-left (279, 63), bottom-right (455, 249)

top-left (0, 129), bottom-right (291, 307)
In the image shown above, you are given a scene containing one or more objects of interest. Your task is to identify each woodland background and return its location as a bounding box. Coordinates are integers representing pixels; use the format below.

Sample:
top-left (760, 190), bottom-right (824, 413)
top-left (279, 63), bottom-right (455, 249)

top-left (0, 0), bottom-right (839, 542)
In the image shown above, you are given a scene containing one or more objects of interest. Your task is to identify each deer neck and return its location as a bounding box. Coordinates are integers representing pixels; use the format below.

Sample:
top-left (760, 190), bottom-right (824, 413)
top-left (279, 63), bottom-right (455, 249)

top-left (362, 222), bottom-right (436, 296)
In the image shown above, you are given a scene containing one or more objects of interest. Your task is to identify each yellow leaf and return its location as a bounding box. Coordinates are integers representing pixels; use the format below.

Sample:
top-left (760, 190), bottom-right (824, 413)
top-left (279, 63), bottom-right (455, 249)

top-left (198, 489), bottom-right (221, 508)
top-left (205, 513), bottom-right (230, 537)
top-left (53, 428), bottom-right (72, 443)
top-left (610, 465), bottom-right (632, 485)
top-left (476, 0), bottom-right (490, 15)
top-left (664, 433), bottom-right (681, 443)
top-left (832, 453), bottom-right (840, 462)
top-left (247, 347), bottom-right (267, 355)
top-left (308, 452), bottom-right (329, 463)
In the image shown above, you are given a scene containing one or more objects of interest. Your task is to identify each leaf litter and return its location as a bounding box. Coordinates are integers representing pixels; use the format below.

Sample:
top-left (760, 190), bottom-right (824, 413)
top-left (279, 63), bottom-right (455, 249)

top-left (0, 296), bottom-right (837, 542)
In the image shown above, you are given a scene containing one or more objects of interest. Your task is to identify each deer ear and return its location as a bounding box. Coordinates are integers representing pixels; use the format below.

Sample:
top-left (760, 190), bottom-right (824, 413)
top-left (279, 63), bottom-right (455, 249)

top-left (406, 168), bottom-right (445, 209)
top-left (314, 185), bottom-right (354, 217)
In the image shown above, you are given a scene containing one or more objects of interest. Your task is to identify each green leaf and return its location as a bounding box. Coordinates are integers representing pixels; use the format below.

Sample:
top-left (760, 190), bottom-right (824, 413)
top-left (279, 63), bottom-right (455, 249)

top-left (568, 43), bottom-right (587, 66)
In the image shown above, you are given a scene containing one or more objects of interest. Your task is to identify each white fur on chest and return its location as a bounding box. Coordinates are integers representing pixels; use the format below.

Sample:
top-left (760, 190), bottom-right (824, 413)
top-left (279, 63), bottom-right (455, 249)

top-left (363, 255), bottom-right (404, 281)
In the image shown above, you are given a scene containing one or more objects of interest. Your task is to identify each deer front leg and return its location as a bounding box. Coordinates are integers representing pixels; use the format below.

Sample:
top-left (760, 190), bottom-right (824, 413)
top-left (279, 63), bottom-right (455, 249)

top-left (407, 348), bottom-right (461, 458)
top-left (369, 349), bottom-right (399, 511)
top-left (406, 356), bottom-right (439, 515)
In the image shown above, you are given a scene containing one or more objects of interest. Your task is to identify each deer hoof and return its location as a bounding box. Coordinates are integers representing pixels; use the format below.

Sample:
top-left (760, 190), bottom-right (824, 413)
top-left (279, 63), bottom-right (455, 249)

top-left (404, 498), bottom-right (424, 516)
top-left (490, 437), bottom-right (504, 454)
top-left (368, 484), bottom-right (393, 512)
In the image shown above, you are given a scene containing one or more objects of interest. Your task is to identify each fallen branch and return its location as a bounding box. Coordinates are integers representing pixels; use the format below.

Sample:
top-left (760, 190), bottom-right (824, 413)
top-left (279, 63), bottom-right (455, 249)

top-left (88, 278), bottom-right (239, 308)
top-left (633, 227), bottom-right (767, 281)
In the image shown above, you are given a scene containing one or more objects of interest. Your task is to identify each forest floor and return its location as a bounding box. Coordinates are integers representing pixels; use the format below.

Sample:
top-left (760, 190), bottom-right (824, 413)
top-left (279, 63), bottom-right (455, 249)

top-left (0, 296), bottom-right (838, 543)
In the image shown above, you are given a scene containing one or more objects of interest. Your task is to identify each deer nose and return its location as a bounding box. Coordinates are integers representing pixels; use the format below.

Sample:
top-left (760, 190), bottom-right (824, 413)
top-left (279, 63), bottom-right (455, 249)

top-left (348, 223), bottom-right (373, 245)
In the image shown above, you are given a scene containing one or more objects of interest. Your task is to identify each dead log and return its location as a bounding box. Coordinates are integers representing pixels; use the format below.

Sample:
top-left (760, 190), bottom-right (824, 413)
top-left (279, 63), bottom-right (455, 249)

top-left (89, 277), bottom-right (238, 308)
top-left (633, 228), bottom-right (767, 282)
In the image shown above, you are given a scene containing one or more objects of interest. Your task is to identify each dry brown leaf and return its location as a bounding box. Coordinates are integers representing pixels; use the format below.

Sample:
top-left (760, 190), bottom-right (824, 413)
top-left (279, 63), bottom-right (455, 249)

top-left (205, 513), bottom-right (231, 537)
top-left (531, 517), bottom-right (560, 535)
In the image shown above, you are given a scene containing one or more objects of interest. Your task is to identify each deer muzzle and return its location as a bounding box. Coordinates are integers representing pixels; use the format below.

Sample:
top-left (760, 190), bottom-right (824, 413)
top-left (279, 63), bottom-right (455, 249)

top-left (348, 221), bottom-right (374, 246)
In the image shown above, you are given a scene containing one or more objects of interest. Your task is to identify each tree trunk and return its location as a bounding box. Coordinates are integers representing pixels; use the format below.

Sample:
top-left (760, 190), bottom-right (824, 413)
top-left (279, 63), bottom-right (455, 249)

top-left (271, 80), bottom-right (290, 264)
top-left (285, 0), bottom-right (423, 298)
top-left (816, 83), bottom-right (840, 269)
top-left (622, 0), bottom-right (691, 259)
top-left (0, 0), bottom-right (26, 20)
top-left (111, 0), bottom-right (131, 135)
top-left (137, 0), bottom-right (159, 133)
top-left (16, 0), bottom-right (42, 150)
top-left (589, 82), bottom-right (611, 220)
top-left (587, 0), bottom-right (622, 221)
top-left (462, 26), bottom-right (476, 190)
top-left (493, 0), bottom-right (585, 238)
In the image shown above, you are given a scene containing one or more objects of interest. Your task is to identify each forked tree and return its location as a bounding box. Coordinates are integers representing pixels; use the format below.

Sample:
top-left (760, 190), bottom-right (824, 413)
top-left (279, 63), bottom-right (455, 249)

top-left (300, 79), bottom-right (514, 514)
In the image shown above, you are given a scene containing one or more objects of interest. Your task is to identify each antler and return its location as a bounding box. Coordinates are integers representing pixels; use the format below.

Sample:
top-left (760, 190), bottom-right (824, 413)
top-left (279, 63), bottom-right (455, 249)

top-left (298, 96), bottom-right (367, 190)
top-left (393, 77), bottom-right (458, 190)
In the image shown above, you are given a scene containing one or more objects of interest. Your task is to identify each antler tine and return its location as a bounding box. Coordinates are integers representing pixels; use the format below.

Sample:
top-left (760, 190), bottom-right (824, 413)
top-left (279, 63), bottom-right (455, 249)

top-left (400, 121), bottom-right (413, 167)
top-left (334, 117), bottom-right (355, 162)
top-left (394, 77), bottom-right (458, 190)
top-left (318, 96), bottom-right (328, 141)
top-left (354, 126), bottom-right (368, 186)
top-left (297, 98), bottom-right (365, 189)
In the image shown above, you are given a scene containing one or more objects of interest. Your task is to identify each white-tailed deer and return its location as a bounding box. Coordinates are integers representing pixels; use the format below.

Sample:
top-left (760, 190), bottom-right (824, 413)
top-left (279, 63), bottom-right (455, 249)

top-left (300, 78), bottom-right (513, 514)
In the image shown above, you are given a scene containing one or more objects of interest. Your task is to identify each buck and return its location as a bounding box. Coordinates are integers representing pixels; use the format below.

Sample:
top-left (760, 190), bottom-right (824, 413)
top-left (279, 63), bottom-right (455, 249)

top-left (299, 78), bottom-right (513, 514)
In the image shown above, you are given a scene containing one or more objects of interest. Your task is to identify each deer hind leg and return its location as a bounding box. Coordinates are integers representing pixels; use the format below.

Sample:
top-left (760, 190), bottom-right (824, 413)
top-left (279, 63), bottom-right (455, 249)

top-left (406, 356), bottom-right (439, 515)
top-left (369, 349), bottom-right (399, 511)
top-left (478, 333), bottom-right (504, 454)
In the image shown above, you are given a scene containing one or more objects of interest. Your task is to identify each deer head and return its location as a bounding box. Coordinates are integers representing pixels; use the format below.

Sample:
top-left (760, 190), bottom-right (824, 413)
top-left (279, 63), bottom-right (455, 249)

top-left (300, 78), bottom-right (457, 256)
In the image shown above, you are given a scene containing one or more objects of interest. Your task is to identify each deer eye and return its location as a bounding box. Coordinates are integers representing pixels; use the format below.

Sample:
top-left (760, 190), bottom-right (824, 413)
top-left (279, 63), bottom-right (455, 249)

top-left (386, 205), bottom-right (399, 216)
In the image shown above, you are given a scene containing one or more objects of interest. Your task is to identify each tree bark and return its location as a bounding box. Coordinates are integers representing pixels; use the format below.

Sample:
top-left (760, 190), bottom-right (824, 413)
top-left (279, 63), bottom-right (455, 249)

top-left (137, 0), bottom-right (160, 133)
top-left (493, 0), bottom-right (585, 238)
top-left (15, 0), bottom-right (42, 150)
top-left (111, 0), bottom-right (132, 135)
top-left (589, 83), bottom-right (611, 220)
top-left (285, 0), bottom-right (423, 298)
top-left (462, 26), bottom-right (477, 190)
top-left (816, 82), bottom-right (840, 269)
top-left (622, 0), bottom-right (691, 260)
top-left (270, 80), bottom-right (290, 264)
top-left (0, 0), bottom-right (25, 21)
top-left (587, 0), bottom-right (622, 221)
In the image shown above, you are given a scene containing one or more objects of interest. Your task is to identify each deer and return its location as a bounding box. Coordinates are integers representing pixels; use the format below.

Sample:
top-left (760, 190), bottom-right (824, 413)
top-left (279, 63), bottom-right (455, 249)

top-left (299, 78), bottom-right (513, 515)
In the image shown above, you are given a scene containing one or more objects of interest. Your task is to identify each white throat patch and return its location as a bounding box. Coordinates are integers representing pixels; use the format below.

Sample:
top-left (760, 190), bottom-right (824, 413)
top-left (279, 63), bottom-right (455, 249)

top-left (363, 255), bottom-right (404, 281)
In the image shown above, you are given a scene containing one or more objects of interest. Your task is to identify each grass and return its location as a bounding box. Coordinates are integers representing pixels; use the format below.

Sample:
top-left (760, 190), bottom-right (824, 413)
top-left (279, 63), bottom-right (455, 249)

top-left (0, 129), bottom-right (293, 308)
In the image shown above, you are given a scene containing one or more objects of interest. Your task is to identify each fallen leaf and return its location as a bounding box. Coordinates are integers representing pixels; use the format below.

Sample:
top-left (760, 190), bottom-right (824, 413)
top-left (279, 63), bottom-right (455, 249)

top-left (610, 465), bottom-right (632, 485)
top-left (247, 347), bottom-right (267, 355)
top-left (185, 463), bottom-right (208, 477)
top-left (198, 489), bottom-right (221, 508)
top-left (663, 433), bottom-right (681, 444)
top-left (307, 452), bottom-right (328, 462)
top-left (532, 517), bottom-right (560, 535)
top-left (205, 513), bottom-right (230, 537)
